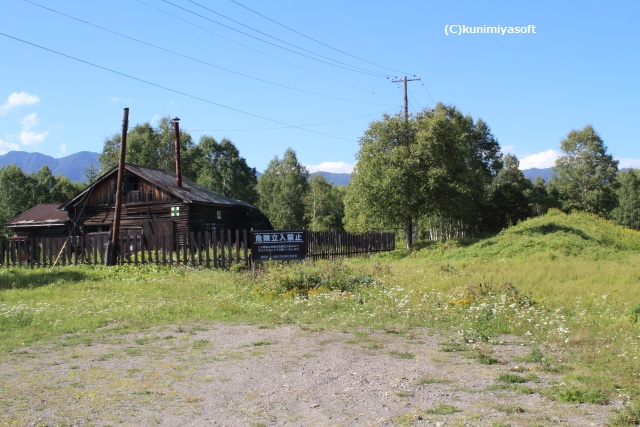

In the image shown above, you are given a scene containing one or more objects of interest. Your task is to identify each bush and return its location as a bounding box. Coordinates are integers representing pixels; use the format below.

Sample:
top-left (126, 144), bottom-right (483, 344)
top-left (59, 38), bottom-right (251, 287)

top-left (257, 261), bottom-right (376, 297)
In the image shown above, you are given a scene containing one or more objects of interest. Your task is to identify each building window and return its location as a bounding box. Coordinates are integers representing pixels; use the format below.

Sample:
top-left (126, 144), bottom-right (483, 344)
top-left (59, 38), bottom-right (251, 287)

top-left (126, 176), bottom-right (139, 192)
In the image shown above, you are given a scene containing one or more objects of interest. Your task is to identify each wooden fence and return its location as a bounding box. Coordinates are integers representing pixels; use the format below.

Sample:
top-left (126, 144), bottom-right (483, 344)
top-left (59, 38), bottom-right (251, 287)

top-left (0, 229), bottom-right (395, 268)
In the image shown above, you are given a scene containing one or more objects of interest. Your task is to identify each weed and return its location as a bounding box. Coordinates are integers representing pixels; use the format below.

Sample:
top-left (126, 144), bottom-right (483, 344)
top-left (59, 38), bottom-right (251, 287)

top-left (395, 390), bottom-right (414, 398)
top-left (553, 387), bottom-right (609, 404)
top-left (389, 351), bottom-right (415, 360)
top-left (610, 401), bottom-right (640, 426)
top-left (425, 404), bottom-right (460, 415)
top-left (497, 373), bottom-right (527, 384)
top-left (493, 404), bottom-right (526, 414)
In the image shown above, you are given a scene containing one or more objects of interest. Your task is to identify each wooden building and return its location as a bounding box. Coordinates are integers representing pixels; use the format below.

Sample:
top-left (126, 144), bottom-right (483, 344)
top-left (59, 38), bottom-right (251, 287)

top-left (5, 203), bottom-right (72, 239)
top-left (59, 163), bottom-right (271, 245)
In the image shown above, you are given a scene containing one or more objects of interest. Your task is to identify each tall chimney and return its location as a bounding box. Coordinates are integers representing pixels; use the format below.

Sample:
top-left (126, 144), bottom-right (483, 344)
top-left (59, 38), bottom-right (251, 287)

top-left (172, 117), bottom-right (182, 187)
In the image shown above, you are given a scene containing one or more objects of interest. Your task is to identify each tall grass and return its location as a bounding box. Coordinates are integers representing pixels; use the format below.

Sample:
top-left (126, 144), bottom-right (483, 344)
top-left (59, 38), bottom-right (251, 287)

top-left (1, 209), bottom-right (639, 420)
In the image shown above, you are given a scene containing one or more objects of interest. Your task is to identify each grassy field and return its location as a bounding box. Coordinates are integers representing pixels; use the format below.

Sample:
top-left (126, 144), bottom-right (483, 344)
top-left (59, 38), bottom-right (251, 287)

top-left (1, 209), bottom-right (639, 425)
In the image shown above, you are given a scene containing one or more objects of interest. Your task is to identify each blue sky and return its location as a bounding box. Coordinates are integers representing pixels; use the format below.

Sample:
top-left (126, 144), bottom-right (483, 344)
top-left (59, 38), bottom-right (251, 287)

top-left (1, 0), bottom-right (638, 174)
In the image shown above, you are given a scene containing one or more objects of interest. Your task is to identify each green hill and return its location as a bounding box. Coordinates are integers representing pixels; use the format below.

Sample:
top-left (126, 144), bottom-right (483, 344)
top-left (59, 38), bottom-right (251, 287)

top-left (416, 209), bottom-right (640, 260)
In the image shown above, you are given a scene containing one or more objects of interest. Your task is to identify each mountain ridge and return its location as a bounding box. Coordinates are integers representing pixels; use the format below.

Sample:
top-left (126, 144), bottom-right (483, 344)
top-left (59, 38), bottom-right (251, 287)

top-left (0, 151), bottom-right (555, 185)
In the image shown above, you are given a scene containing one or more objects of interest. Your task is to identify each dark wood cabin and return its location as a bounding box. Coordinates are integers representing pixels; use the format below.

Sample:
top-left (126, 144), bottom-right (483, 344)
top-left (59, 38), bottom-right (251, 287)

top-left (5, 203), bottom-right (72, 239)
top-left (59, 163), bottom-right (271, 248)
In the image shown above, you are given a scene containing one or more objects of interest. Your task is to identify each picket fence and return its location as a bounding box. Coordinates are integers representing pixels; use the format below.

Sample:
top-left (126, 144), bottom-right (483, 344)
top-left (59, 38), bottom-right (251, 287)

top-left (1, 230), bottom-right (395, 268)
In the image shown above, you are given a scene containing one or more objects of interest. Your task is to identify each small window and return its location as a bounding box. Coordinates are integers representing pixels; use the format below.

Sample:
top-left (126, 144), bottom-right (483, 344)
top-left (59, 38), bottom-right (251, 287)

top-left (126, 176), bottom-right (139, 192)
top-left (217, 210), bottom-right (222, 220)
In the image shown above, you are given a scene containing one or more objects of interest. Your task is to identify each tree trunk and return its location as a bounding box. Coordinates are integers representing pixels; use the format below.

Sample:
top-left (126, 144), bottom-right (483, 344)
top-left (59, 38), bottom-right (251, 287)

top-left (404, 218), bottom-right (413, 250)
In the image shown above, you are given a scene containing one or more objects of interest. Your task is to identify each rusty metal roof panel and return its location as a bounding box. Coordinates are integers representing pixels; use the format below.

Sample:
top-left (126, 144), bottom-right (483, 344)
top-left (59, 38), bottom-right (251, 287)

top-left (61, 164), bottom-right (256, 210)
top-left (125, 164), bottom-right (254, 207)
top-left (5, 203), bottom-right (69, 227)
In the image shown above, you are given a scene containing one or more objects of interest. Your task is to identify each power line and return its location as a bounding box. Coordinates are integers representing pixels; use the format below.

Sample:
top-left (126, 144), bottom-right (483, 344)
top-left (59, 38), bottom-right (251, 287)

top-left (0, 31), bottom-right (358, 143)
top-left (227, 0), bottom-right (412, 77)
top-left (160, 0), bottom-right (388, 78)
top-left (185, 109), bottom-right (396, 132)
top-left (21, 0), bottom-right (394, 107)
top-left (135, 0), bottom-right (397, 97)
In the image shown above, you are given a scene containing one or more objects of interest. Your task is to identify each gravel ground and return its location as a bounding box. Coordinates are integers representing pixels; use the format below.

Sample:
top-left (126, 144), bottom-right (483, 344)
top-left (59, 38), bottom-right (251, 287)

top-left (0, 323), bottom-right (619, 426)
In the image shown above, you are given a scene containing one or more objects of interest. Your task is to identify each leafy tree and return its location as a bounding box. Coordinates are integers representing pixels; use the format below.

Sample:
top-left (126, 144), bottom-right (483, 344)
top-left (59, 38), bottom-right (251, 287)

top-left (192, 136), bottom-right (258, 204)
top-left (0, 165), bottom-right (85, 233)
top-left (484, 154), bottom-right (533, 231)
top-left (99, 117), bottom-right (196, 177)
top-left (344, 113), bottom-right (418, 246)
top-left (344, 104), bottom-right (502, 248)
top-left (0, 165), bottom-right (34, 229)
top-left (551, 125), bottom-right (619, 217)
top-left (50, 176), bottom-right (84, 203)
top-left (257, 148), bottom-right (309, 229)
top-left (612, 169), bottom-right (640, 230)
top-left (305, 175), bottom-right (344, 231)
top-left (527, 176), bottom-right (557, 217)
top-left (84, 162), bottom-right (101, 184)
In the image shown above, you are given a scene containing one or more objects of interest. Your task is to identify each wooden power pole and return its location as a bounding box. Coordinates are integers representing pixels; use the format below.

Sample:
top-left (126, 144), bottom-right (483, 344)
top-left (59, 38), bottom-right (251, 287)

top-left (390, 76), bottom-right (420, 250)
top-left (106, 107), bottom-right (129, 266)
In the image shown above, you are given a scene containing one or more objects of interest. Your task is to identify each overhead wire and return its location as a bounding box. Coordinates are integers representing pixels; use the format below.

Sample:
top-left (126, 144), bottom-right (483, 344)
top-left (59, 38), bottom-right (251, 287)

top-left (160, 0), bottom-right (388, 77)
top-left (185, 109), bottom-right (397, 132)
top-left (0, 32), bottom-right (359, 143)
top-left (135, 0), bottom-right (397, 98)
top-left (21, 0), bottom-right (395, 107)
top-left (227, 0), bottom-right (412, 77)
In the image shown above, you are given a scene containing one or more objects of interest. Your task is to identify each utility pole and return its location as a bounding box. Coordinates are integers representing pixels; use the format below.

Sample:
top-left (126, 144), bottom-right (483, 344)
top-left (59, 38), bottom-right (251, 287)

top-left (391, 75), bottom-right (421, 122)
top-left (106, 107), bottom-right (129, 266)
top-left (390, 76), bottom-right (420, 251)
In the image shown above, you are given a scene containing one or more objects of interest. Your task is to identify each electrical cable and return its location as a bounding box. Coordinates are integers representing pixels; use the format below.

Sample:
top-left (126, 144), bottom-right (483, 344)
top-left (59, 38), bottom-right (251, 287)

top-left (135, 0), bottom-right (397, 97)
top-left (0, 32), bottom-right (361, 143)
top-left (21, 0), bottom-right (395, 107)
top-left (227, 0), bottom-right (412, 76)
top-left (160, 0), bottom-right (388, 77)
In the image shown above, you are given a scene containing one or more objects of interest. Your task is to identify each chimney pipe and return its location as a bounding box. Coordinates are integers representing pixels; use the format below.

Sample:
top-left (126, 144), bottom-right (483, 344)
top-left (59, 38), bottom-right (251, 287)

top-left (172, 117), bottom-right (182, 187)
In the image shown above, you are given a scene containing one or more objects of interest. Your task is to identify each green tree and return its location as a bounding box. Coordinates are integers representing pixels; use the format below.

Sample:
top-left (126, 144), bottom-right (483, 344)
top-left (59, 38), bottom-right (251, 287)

top-left (551, 125), bottom-right (619, 217)
top-left (0, 165), bottom-right (34, 229)
top-left (192, 136), bottom-right (258, 204)
top-left (99, 117), bottom-right (196, 176)
top-left (344, 104), bottom-right (502, 248)
top-left (343, 113), bottom-right (419, 247)
top-left (612, 169), bottom-right (640, 230)
top-left (84, 162), bottom-right (101, 184)
top-left (305, 175), bottom-right (344, 231)
top-left (257, 148), bottom-right (309, 229)
top-left (527, 176), bottom-right (556, 217)
top-left (484, 154), bottom-right (533, 231)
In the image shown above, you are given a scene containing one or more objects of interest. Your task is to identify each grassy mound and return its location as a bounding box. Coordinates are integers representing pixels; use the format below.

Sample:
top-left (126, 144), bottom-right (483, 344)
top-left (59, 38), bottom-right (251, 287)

top-left (415, 209), bottom-right (640, 260)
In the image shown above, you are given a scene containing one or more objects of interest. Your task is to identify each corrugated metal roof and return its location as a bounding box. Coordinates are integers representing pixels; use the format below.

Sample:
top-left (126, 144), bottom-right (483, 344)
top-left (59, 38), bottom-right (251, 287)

top-left (6, 203), bottom-right (69, 227)
top-left (126, 164), bottom-right (254, 208)
top-left (62, 164), bottom-right (256, 210)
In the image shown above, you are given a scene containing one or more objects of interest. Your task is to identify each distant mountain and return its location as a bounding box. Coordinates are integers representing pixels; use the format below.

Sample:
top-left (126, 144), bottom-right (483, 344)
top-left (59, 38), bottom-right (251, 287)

top-left (0, 151), bottom-right (100, 182)
top-left (0, 150), bottom-right (558, 186)
top-left (522, 167), bottom-right (553, 182)
top-left (310, 171), bottom-right (351, 186)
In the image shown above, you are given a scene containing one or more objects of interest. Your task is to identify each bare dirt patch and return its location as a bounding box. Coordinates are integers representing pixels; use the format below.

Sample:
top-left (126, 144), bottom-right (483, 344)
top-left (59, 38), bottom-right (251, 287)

top-left (0, 323), bottom-right (618, 426)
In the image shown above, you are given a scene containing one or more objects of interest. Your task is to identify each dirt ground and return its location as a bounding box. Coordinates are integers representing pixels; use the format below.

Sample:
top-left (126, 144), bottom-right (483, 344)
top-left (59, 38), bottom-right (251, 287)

top-left (0, 323), bottom-right (619, 426)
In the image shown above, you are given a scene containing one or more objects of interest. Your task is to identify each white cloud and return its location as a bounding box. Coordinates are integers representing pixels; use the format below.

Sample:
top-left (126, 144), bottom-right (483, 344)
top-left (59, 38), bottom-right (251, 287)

top-left (19, 130), bottom-right (49, 145)
top-left (0, 139), bottom-right (20, 154)
top-left (58, 144), bottom-right (67, 156)
top-left (519, 149), bottom-right (561, 170)
top-left (20, 113), bottom-right (39, 129)
top-left (500, 144), bottom-right (515, 154)
top-left (617, 158), bottom-right (640, 169)
top-left (305, 161), bottom-right (354, 174)
top-left (111, 96), bottom-right (122, 103)
top-left (0, 92), bottom-right (40, 115)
